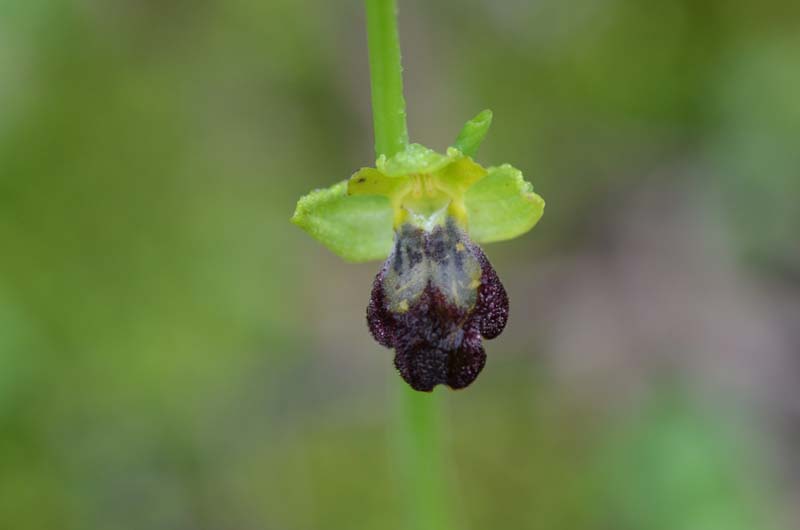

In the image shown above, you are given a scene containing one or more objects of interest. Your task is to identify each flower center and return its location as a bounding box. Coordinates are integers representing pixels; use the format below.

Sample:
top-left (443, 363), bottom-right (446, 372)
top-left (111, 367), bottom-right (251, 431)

top-left (401, 173), bottom-right (453, 227)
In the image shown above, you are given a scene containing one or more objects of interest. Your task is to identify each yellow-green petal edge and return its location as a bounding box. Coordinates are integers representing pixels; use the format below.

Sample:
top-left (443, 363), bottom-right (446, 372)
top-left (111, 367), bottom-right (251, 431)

top-left (464, 164), bottom-right (545, 244)
top-left (291, 180), bottom-right (394, 262)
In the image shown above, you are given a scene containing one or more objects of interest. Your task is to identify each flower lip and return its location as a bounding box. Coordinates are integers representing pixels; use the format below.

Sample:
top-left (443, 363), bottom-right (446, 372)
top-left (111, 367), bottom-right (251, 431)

top-left (367, 218), bottom-right (508, 391)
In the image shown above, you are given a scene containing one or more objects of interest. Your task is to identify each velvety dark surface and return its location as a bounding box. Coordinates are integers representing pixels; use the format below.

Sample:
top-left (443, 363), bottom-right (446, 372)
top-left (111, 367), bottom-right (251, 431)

top-left (368, 221), bottom-right (508, 391)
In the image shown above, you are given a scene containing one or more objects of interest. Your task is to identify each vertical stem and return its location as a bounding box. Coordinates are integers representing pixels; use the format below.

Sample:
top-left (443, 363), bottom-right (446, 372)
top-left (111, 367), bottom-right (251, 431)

top-left (363, 1), bottom-right (450, 528)
top-left (364, 0), bottom-right (409, 158)
top-left (394, 386), bottom-right (450, 530)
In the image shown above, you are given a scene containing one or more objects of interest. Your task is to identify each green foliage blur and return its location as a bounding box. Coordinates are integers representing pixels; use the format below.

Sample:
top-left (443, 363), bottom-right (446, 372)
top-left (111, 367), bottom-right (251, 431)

top-left (1, 0), bottom-right (798, 529)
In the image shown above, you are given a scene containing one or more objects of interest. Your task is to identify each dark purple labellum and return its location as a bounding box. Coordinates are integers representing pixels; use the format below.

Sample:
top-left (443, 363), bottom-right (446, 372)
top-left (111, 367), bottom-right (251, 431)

top-left (367, 218), bottom-right (509, 391)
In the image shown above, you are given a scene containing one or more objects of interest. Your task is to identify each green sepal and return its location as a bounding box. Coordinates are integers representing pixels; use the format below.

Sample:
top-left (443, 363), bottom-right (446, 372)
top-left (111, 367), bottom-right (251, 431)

top-left (377, 143), bottom-right (451, 177)
top-left (464, 164), bottom-right (545, 244)
top-left (291, 180), bottom-right (394, 262)
top-left (454, 109), bottom-right (493, 158)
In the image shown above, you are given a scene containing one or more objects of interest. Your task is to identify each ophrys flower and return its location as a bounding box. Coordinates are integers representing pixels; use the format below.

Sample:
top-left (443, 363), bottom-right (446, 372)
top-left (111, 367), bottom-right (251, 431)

top-left (292, 110), bottom-right (544, 391)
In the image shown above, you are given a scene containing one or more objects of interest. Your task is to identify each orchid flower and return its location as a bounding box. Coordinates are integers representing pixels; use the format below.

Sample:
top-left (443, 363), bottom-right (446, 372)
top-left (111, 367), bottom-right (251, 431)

top-left (292, 110), bottom-right (544, 391)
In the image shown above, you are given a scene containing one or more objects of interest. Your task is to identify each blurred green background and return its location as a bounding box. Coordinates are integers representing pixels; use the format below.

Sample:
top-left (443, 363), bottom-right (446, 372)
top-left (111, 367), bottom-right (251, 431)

top-left (1, 0), bottom-right (799, 528)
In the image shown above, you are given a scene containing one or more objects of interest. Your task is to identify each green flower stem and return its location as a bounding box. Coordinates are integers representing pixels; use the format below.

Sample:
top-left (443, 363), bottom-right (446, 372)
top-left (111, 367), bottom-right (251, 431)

top-left (363, 1), bottom-right (450, 528)
top-left (364, 0), bottom-right (409, 158)
top-left (393, 386), bottom-right (450, 530)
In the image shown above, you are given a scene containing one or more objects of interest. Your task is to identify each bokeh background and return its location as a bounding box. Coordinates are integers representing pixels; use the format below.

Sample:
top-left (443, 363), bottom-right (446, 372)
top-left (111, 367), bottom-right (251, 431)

top-left (2, 0), bottom-right (799, 528)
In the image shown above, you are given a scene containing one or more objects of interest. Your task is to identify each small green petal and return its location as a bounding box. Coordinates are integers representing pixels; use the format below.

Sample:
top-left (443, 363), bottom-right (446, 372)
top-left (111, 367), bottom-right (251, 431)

top-left (347, 167), bottom-right (411, 198)
top-left (435, 152), bottom-right (488, 196)
top-left (378, 143), bottom-right (451, 176)
top-left (454, 109), bottom-right (493, 158)
top-left (348, 167), bottom-right (413, 227)
top-left (464, 164), bottom-right (545, 244)
top-left (291, 180), bottom-right (394, 262)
